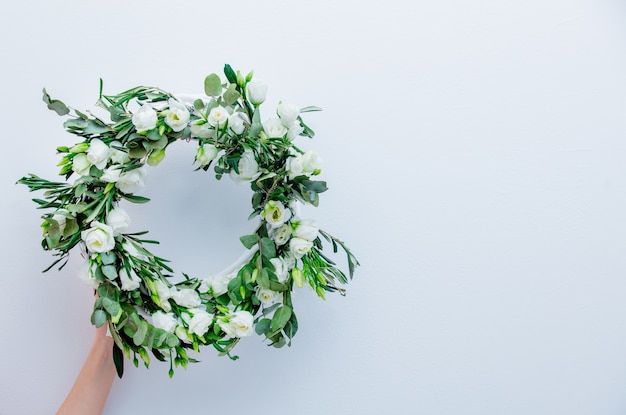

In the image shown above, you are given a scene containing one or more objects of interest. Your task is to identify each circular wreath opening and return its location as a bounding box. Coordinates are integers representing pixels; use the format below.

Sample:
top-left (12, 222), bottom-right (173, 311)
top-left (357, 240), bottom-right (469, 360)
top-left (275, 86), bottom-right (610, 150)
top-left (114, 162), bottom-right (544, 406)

top-left (19, 64), bottom-right (358, 377)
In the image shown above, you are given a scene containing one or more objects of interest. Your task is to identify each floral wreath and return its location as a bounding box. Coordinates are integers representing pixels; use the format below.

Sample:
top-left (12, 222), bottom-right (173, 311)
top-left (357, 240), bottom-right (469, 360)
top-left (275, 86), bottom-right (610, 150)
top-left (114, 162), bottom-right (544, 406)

top-left (19, 64), bottom-right (358, 377)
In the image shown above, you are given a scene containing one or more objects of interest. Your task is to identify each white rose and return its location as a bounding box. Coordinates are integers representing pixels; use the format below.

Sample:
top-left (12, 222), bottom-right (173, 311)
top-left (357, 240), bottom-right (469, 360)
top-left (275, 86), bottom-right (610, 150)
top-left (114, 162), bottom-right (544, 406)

top-left (86, 139), bottom-right (110, 170)
top-left (281, 253), bottom-right (296, 270)
top-left (81, 221), bottom-right (115, 253)
top-left (277, 101), bottom-right (300, 128)
top-left (218, 310), bottom-right (254, 337)
top-left (173, 289), bottom-right (202, 308)
top-left (262, 117), bottom-right (287, 138)
top-left (230, 151), bottom-right (260, 183)
top-left (132, 104), bottom-right (158, 132)
top-left (202, 273), bottom-right (234, 297)
top-left (269, 223), bottom-right (291, 246)
top-left (263, 200), bottom-right (292, 228)
top-left (286, 153), bottom-right (304, 179)
top-left (207, 106), bottom-right (229, 128)
top-left (154, 280), bottom-right (176, 312)
top-left (109, 141), bottom-right (130, 164)
top-left (118, 267), bottom-right (140, 291)
top-left (71, 153), bottom-right (92, 176)
top-left (256, 287), bottom-right (281, 306)
top-left (78, 260), bottom-right (99, 288)
top-left (175, 326), bottom-right (193, 343)
top-left (289, 237), bottom-right (313, 259)
top-left (152, 311), bottom-right (178, 333)
top-left (188, 309), bottom-right (214, 336)
top-left (190, 120), bottom-right (214, 139)
top-left (228, 112), bottom-right (247, 135)
top-left (164, 99), bottom-right (190, 132)
top-left (269, 257), bottom-right (289, 283)
top-left (195, 143), bottom-right (218, 167)
top-left (246, 80), bottom-right (267, 105)
top-left (100, 166), bottom-right (121, 183)
top-left (116, 167), bottom-right (147, 194)
top-left (106, 208), bottom-right (131, 236)
top-left (287, 122), bottom-right (304, 141)
top-left (292, 219), bottom-right (318, 241)
top-left (301, 150), bottom-right (323, 174)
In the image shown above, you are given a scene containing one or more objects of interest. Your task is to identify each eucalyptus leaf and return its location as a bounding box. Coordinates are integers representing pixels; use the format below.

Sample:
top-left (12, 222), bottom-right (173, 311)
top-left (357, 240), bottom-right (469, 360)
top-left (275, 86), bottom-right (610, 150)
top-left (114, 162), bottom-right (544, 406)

top-left (91, 309), bottom-right (107, 328)
top-left (204, 74), bottom-right (222, 96)
top-left (239, 234), bottom-right (259, 249)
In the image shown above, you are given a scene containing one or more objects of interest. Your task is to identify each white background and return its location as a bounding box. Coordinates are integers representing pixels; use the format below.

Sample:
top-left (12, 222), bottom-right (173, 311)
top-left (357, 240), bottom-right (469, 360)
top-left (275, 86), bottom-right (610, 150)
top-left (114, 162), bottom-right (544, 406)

top-left (2, 1), bottom-right (626, 414)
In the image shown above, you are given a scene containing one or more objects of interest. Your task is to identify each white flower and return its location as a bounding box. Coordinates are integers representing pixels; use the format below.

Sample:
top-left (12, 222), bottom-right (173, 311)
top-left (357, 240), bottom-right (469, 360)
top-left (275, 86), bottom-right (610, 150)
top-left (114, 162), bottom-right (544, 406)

top-left (106, 208), bottom-right (131, 236)
top-left (287, 122), bottom-right (304, 140)
top-left (188, 309), bottom-right (214, 336)
top-left (118, 267), bottom-right (140, 291)
top-left (269, 223), bottom-right (291, 246)
top-left (256, 287), bottom-right (281, 306)
top-left (230, 151), bottom-right (260, 183)
top-left (270, 257), bottom-right (289, 282)
top-left (246, 80), bottom-right (267, 105)
top-left (175, 326), bottom-right (193, 343)
top-left (207, 106), bottom-right (229, 128)
top-left (301, 150), bottom-right (323, 174)
top-left (109, 141), bottom-right (130, 165)
top-left (152, 311), bottom-right (178, 333)
top-left (71, 153), bottom-right (92, 176)
top-left (190, 120), bottom-right (214, 139)
top-left (154, 280), bottom-right (176, 312)
top-left (195, 143), bottom-right (218, 167)
top-left (262, 117), bottom-right (287, 138)
top-left (281, 253), bottom-right (296, 270)
top-left (286, 153), bottom-right (304, 179)
top-left (116, 167), bottom-right (147, 194)
top-left (164, 99), bottom-right (190, 132)
top-left (218, 310), bottom-right (254, 337)
top-left (289, 237), bottom-right (313, 259)
top-left (81, 221), bottom-right (115, 253)
top-left (277, 101), bottom-right (300, 128)
top-left (202, 273), bottom-right (234, 297)
top-left (173, 289), bottom-right (202, 308)
top-left (292, 219), bottom-right (318, 241)
top-left (263, 200), bottom-right (292, 228)
top-left (228, 112), bottom-right (247, 135)
top-left (132, 104), bottom-right (158, 132)
top-left (100, 166), bottom-right (121, 183)
top-left (78, 260), bottom-right (99, 288)
top-left (86, 139), bottom-right (110, 170)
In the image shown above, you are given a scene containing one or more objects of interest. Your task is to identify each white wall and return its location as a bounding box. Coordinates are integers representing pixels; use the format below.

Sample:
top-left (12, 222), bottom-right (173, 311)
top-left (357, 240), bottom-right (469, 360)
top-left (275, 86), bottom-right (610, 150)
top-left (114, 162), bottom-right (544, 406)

top-left (2, 1), bottom-right (626, 414)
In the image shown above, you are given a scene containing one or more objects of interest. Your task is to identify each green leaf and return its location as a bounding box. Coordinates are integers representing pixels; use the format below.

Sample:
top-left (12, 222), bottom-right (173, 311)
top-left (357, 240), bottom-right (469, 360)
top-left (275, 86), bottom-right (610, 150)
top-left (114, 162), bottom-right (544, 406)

top-left (42, 89), bottom-right (70, 116)
top-left (239, 234), bottom-right (259, 249)
top-left (120, 193), bottom-right (151, 203)
top-left (299, 106), bottom-right (322, 113)
top-left (112, 344), bottom-right (124, 378)
top-left (255, 318), bottom-right (271, 335)
top-left (102, 265), bottom-right (117, 280)
top-left (249, 107), bottom-right (262, 137)
top-left (223, 83), bottom-right (240, 105)
top-left (259, 237), bottom-right (276, 259)
top-left (102, 297), bottom-right (121, 318)
top-left (204, 73), bottom-right (222, 96)
top-left (270, 305), bottom-right (292, 333)
top-left (91, 309), bottom-right (107, 327)
top-left (133, 320), bottom-right (148, 346)
top-left (224, 64), bottom-right (237, 84)
top-left (100, 251), bottom-right (117, 265)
